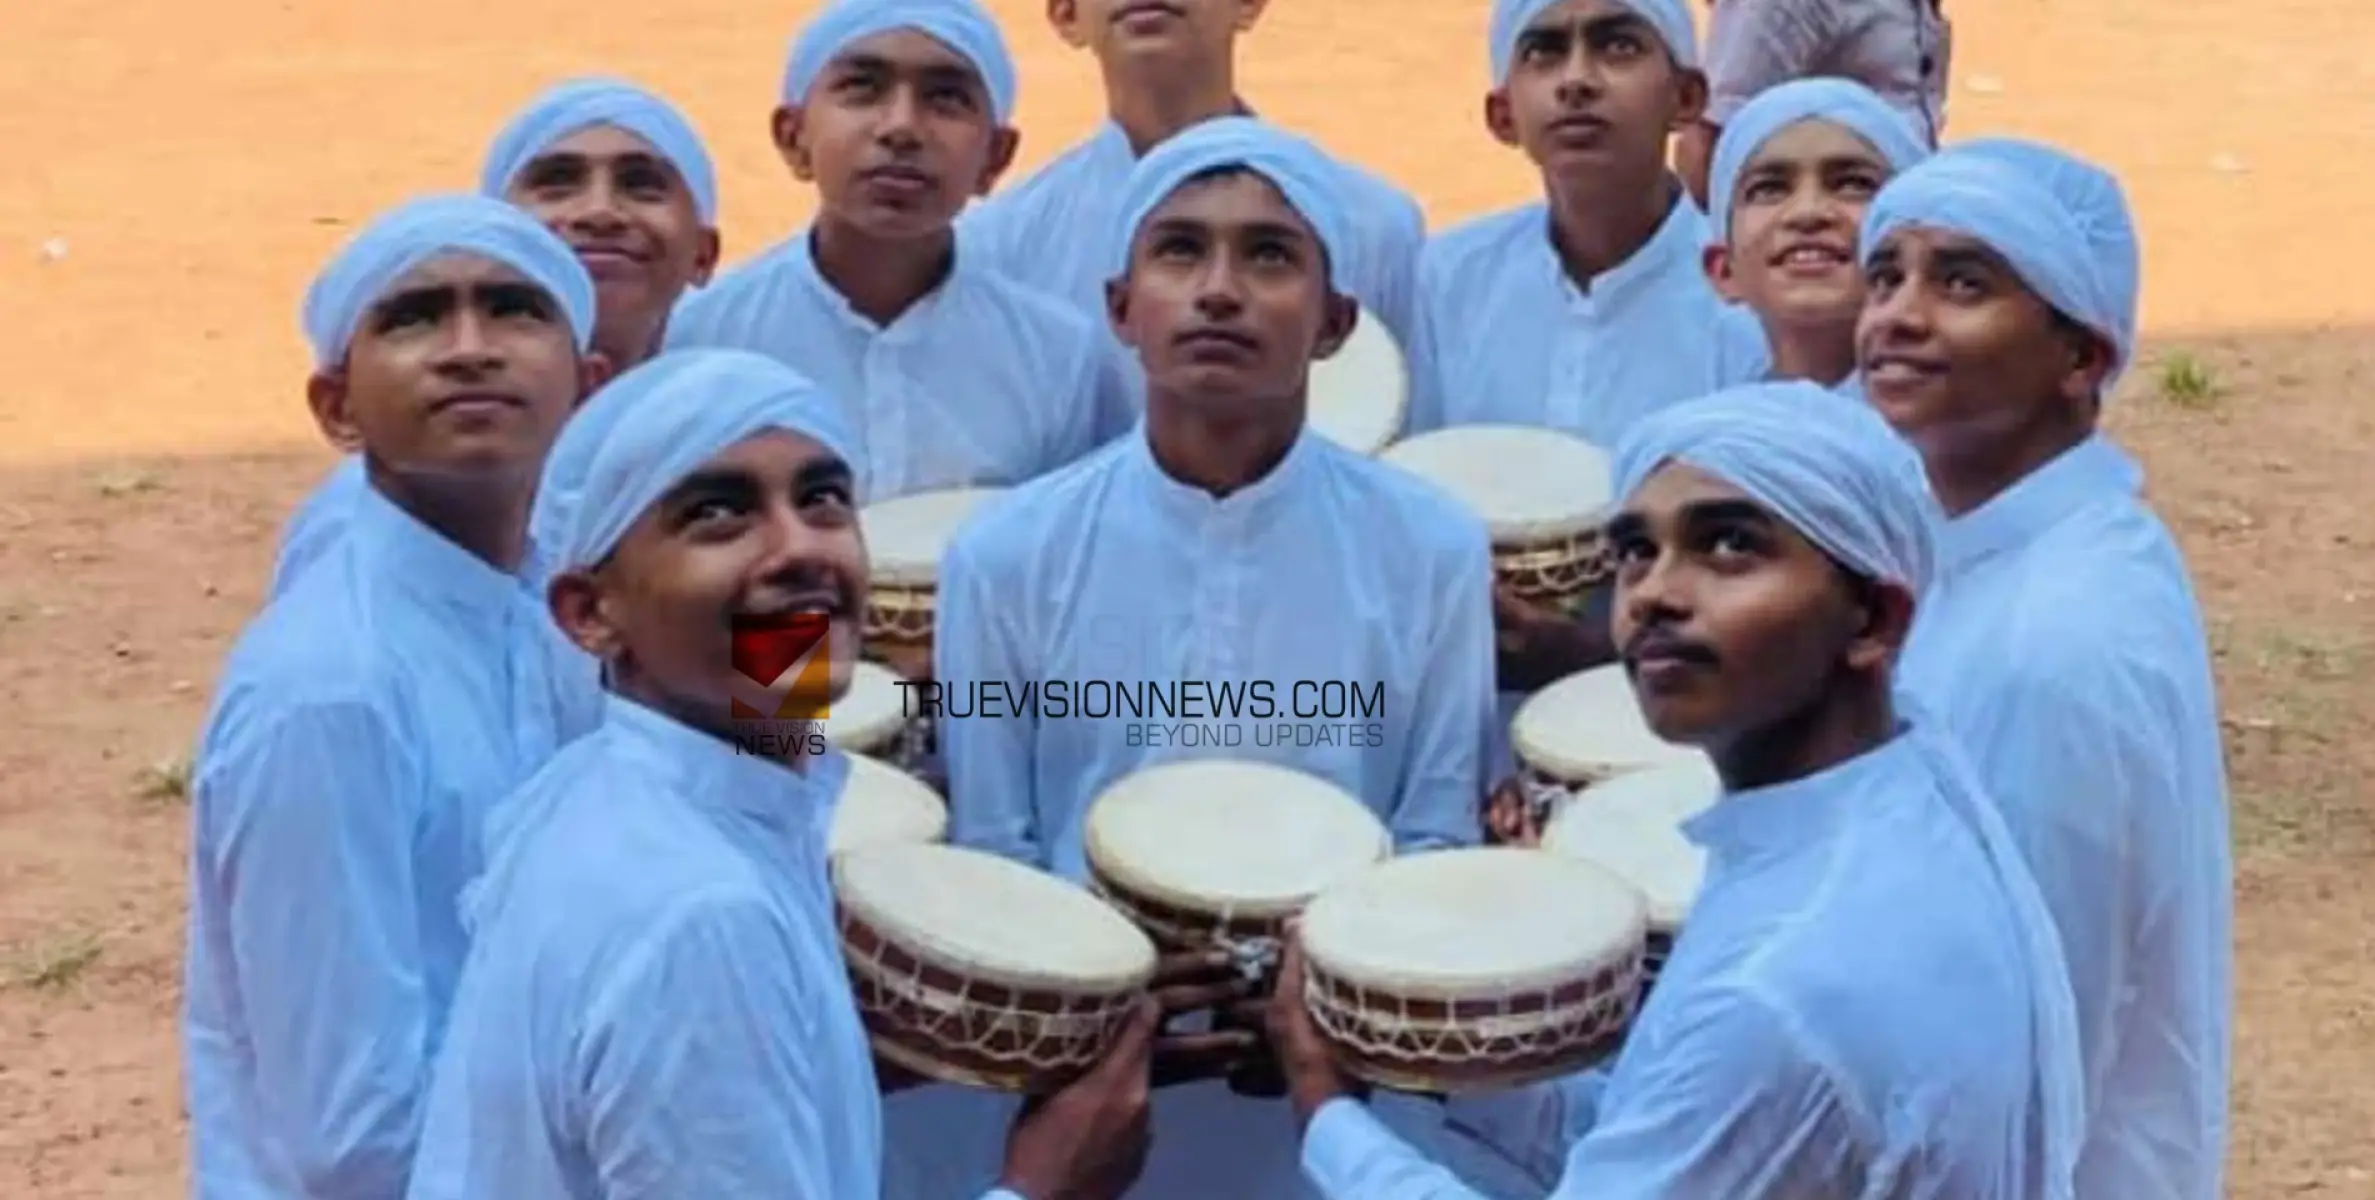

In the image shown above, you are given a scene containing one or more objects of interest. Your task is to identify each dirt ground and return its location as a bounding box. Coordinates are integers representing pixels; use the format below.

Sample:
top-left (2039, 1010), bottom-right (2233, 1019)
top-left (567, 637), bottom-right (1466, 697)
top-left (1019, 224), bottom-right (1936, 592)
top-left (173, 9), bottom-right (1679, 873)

top-left (2, 0), bottom-right (2369, 1194)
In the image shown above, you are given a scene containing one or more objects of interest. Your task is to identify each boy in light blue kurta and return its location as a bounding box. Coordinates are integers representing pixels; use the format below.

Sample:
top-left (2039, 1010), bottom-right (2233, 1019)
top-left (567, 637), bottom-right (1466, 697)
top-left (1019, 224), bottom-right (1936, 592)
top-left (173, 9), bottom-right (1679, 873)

top-left (934, 117), bottom-right (1538, 1200)
top-left (1700, 77), bottom-right (1928, 392)
top-left (956, 0), bottom-right (1426, 436)
top-left (1861, 148), bottom-right (2232, 1200)
top-left (1410, 0), bottom-right (1767, 443)
top-left (269, 78), bottom-right (720, 599)
top-left (183, 194), bottom-right (602, 1200)
top-left (1271, 381), bottom-right (2086, 1199)
top-left (405, 348), bottom-right (1165, 1200)
top-left (664, 0), bottom-right (1115, 500)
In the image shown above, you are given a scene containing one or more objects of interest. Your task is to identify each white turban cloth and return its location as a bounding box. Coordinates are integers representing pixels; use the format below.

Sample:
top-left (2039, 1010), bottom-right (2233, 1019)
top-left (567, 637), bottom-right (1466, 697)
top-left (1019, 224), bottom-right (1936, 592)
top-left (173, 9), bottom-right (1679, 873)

top-left (479, 77), bottom-right (720, 224)
top-left (1707, 77), bottom-right (1930, 244)
top-left (301, 193), bottom-right (596, 369)
top-left (781, 0), bottom-right (1019, 124)
top-left (1108, 115), bottom-right (1354, 295)
top-left (1489, 0), bottom-right (1700, 83)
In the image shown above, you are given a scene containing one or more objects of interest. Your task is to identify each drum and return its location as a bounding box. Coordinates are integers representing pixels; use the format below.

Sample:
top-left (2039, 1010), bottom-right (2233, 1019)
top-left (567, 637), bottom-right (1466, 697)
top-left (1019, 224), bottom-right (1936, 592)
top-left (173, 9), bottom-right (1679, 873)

top-left (1084, 759), bottom-right (1390, 974)
top-left (1379, 425), bottom-right (1615, 613)
top-left (1540, 757), bottom-right (1720, 993)
top-left (835, 842), bottom-right (1157, 1093)
top-left (859, 486), bottom-right (1005, 674)
top-left (1298, 847), bottom-right (1647, 1093)
top-left (829, 754), bottom-right (950, 857)
top-left (1509, 664), bottom-right (1708, 821)
top-left (1306, 309), bottom-right (1407, 456)
top-left (822, 659), bottom-right (933, 778)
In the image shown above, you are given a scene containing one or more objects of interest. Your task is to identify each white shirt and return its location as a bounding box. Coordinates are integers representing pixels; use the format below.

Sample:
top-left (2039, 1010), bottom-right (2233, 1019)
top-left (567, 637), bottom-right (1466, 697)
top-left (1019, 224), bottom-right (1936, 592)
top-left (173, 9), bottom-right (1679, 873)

top-left (664, 231), bottom-right (1117, 500)
top-left (403, 696), bottom-right (1025, 1200)
top-left (1299, 722), bottom-right (2085, 1199)
top-left (959, 120), bottom-right (1429, 439)
top-left (1408, 194), bottom-right (1771, 445)
top-left (1901, 434), bottom-right (2233, 1200)
top-left (920, 427), bottom-right (1538, 1200)
top-left (185, 485), bottom-right (568, 1199)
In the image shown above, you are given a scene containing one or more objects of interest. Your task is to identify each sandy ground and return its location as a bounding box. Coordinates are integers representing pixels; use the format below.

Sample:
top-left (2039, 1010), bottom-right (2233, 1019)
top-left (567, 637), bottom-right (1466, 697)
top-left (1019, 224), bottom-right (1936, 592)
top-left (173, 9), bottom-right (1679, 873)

top-left (2, 0), bottom-right (2370, 1195)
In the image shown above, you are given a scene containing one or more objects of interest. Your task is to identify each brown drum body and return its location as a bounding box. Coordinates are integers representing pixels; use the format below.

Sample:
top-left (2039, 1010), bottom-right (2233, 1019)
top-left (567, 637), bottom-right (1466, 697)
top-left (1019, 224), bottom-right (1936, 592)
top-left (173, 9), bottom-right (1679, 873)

top-left (1492, 528), bottom-right (1610, 615)
top-left (839, 904), bottom-right (1142, 1094)
top-left (862, 584), bottom-right (937, 676)
top-left (1302, 949), bottom-right (1644, 1094)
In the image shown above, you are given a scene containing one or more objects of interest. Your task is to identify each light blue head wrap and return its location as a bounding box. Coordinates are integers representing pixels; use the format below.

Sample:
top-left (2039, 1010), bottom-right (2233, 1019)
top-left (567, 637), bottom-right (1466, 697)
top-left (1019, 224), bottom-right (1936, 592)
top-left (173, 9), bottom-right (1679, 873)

top-left (1614, 380), bottom-right (1937, 592)
top-left (478, 77), bottom-right (720, 224)
top-left (1489, 0), bottom-right (1699, 83)
top-left (782, 0), bottom-right (1019, 124)
top-left (300, 193), bottom-right (597, 369)
top-left (1945, 137), bottom-right (2140, 382)
top-left (1861, 154), bottom-right (2127, 375)
top-left (549, 348), bottom-right (865, 572)
top-left (1109, 116), bottom-right (1353, 293)
top-left (1708, 78), bottom-right (1929, 243)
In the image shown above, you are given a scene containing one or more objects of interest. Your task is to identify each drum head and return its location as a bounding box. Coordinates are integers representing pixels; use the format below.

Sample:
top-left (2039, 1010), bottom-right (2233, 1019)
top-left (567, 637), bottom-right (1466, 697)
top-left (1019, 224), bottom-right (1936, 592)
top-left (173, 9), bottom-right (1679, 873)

top-left (821, 660), bottom-right (910, 752)
top-left (1511, 664), bottom-right (1706, 783)
top-left (1300, 848), bottom-right (1645, 996)
top-left (1379, 425), bottom-right (1613, 541)
top-left (1084, 759), bottom-right (1390, 917)
top-left (861, 487), bottom-right (1007, 587)
top-left (830, 756), bottom-right (949, 856)
top-left (1306, 311), bottom-right (1408, 456)
top-left (1540, 757), bottom-right (1719, 930)
top-left (835, 842), bottom-right (1156, 992)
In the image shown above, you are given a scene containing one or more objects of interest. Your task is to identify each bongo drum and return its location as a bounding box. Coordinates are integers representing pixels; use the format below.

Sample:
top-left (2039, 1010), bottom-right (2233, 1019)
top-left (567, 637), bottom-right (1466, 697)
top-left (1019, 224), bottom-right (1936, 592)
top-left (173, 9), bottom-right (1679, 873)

top-left (1298, 847), bottom-right (1647, 1093)
top-left (1305, 310), bottom-right (1407, 456)
top-left (859, 486), bottom-right (1005, 673)
top-left (1083, 760), bottom-right (1390, 976)
top-left (822, 659), bottom-right (932, 776)
top-left (1509, 664), bottom-right (1707, 823)
top-left (1379, 425), bottom-right (1615, 614)
top-left (835, 842), bottom-right (1157, 1093)
top-left (828, 754), bottom-right (950, 857)
top-left (1540, 757), bottom-right (1720, 993)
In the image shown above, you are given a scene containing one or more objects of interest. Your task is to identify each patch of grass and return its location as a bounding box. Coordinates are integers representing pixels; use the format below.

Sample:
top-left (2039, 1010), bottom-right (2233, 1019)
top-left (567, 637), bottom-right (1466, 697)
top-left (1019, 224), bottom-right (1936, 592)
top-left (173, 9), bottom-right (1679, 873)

top-left (4, 930), bottom-right (105, 991)
top-left (2156, 352), bottom-right (2223, 409)
top-left (132, 754), bottom-right (193, 805)
top-left (93, 468), bottom-right (164, 499)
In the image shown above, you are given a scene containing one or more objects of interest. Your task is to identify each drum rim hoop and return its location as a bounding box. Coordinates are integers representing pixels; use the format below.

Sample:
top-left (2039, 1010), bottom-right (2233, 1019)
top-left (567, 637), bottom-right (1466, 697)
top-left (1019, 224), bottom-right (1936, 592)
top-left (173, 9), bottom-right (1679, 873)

top-left (1082, 764), bottom-right (1391, 916)
top-left (834, 848), bottom-right (1158, 992)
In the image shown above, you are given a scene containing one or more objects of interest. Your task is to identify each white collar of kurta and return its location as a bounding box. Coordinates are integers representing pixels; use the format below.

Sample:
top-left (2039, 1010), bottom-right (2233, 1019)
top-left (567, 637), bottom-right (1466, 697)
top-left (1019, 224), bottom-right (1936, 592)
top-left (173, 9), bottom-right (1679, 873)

top-left (1682, 725), bottom-right (1914, 868)
top-left (349, 480), bottom-right (532, 617)
top-left (1937, 433), bottom-right (2143, 574)
top-left (1534, 185), bottom-right (1708, 309)
top-left (1125, 420), bottom-right (1325, 524)
top-left (601, 691), bottom-right (850, 836)
top-left (788, 226), bottom-right (963, 341)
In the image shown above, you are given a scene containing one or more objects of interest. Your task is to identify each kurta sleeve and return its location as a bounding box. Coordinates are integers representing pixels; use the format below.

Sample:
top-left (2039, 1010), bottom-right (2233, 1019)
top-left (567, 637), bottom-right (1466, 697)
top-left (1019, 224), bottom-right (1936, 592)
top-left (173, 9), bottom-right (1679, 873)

top-left (1387, 524), bottom-right (1496, 851)
top-left (1953, 647), bottom-right (2175, 1152)
top-left (578, 895), bottom-right (841, 1198)
top-left (1402, 252), bottom-right (1453, 436)
top-left (205, 696), bottom-right (432, 1198)
top-left (936, 532), bottom-right (1047, 868)
top-left (1702, 0), bottom-right (1841, 123)
top-left (1299, 986), bottom-right (1863, 1200)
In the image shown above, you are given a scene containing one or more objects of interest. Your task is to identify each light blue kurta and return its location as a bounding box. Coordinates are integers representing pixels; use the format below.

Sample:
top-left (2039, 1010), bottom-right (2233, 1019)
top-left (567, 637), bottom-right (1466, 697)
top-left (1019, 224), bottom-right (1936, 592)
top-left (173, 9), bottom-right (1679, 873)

top-left (958, 121), bottom-right (1428, 438)
top-left (1900, 434), bottom-right (2234, 1200)
top-left (267, 455), bottom-right (368, 599)
top-left (184, 484), bottom-right (568, 1199)
top-left (937, 429), bottom-right (1496, 874)
top-left (1406, 196), bottom-right (1771, 443)
top-left (662, 232), bottom-right (1116, 500)
top-left (1300, 723), bottom-right (2082, 1198)
top-left (914, 427), bottom-right (1530, 1200)
top-left (403, 698), bottom-right (1022, 1200)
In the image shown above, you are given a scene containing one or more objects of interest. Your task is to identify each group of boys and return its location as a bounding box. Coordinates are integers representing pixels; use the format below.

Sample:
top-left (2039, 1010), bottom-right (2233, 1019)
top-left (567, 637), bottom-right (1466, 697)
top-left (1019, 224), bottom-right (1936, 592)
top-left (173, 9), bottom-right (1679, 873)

top-left (183, 1), bottom-right (2230, 1197)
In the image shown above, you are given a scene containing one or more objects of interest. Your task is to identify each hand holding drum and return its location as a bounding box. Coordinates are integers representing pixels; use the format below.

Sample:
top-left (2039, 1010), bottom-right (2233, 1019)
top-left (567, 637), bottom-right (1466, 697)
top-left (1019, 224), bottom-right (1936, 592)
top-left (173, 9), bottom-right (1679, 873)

top-left (1082, 760), bottom-right (1393, 1095)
